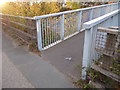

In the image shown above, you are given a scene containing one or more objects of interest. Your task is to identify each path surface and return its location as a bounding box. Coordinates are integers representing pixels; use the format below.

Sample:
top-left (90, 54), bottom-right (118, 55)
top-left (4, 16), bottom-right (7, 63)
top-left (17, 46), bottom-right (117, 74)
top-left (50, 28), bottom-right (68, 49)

top-left (2, 53), bottom-right (34, 88)
top-left (2, 31), bottom-right (74, 88)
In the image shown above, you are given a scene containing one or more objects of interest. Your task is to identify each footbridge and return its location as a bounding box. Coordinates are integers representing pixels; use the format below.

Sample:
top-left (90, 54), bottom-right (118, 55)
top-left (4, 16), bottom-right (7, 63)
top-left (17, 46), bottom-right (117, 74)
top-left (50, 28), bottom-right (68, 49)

top-left (1, 2), bottom-right (120, 80)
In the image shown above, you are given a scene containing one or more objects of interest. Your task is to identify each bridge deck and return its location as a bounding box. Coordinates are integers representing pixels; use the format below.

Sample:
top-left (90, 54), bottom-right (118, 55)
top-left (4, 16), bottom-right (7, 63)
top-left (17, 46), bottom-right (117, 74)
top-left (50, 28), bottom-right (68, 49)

top-left (2, 31), bottom-right (74, 88)
top-left (42, 31), bottom-right (85, 80)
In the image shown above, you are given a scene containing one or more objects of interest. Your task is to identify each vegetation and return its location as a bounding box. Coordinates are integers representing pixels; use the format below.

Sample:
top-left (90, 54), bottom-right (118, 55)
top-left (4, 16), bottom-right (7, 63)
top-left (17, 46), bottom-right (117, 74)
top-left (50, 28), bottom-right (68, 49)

top-left (73, 79), bottom-right (93, 88)
top-left (94, 54), bottom-right (120, 76)
top-left (2, 2), bottom-right (61, 17)
top-left (1, 2), bottom-right (85, 49)
top-left (1, 2), bottom-right (106, 17)
top-left (1, 2), bottom-right (83, 17)
top-left (87, 68), bottom-right (120, 88)
top-left (42, 29), bottom-right (61, 47)
top-left (73, 66), bottom-right (119, 88)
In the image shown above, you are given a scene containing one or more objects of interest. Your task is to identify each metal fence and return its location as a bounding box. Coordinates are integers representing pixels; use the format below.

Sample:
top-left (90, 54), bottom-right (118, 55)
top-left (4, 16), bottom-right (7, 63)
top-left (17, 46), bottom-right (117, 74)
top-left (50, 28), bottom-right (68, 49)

top-left (34, 3), bottom-right (119, 51)
top-left (1, 2), bottom-right (120, 80)
top-left (82, 9), bottom-right (120, 80)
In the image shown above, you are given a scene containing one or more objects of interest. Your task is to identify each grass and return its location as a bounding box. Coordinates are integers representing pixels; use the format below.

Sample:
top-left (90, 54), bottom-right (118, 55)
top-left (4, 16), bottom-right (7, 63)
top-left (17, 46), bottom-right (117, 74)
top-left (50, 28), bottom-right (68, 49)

top-left (73, 79), bottom-right (93, 88)
top-left (93, 54), bottom-right (120, 76)
top-left (73, 66), bottom-right (120, 88)
top-left (3, 28), bottom-right (41, 56)
top-left (86, 68), bottom-right (120, 88)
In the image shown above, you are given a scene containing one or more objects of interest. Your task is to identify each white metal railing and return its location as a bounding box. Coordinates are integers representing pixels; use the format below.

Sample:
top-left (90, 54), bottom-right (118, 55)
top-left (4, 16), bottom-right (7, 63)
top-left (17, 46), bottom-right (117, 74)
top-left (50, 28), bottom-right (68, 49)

top-left (34, 3), bottom-right (119, 51)
top-left (82, 9), bottom-right (120, 80)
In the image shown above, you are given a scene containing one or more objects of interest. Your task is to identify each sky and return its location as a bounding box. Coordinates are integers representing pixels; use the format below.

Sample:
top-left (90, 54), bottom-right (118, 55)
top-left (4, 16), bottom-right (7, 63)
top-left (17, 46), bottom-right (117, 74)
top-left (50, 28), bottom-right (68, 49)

top-left (0, 0), bottom-right (119, 2)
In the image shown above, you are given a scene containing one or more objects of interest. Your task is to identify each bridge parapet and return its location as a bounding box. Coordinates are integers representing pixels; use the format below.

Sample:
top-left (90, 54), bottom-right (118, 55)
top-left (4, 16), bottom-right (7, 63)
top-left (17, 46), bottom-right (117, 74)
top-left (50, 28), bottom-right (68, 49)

top-left (34, 2), bottom-right (119, 51)
top-left (82, 9), bottom-right (120, 80)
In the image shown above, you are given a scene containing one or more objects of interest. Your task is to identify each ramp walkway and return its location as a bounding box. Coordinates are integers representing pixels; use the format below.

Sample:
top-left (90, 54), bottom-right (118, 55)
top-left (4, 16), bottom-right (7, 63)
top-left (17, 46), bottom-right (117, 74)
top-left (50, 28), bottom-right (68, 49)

top-left (2, 32), bottom-right (74, 88)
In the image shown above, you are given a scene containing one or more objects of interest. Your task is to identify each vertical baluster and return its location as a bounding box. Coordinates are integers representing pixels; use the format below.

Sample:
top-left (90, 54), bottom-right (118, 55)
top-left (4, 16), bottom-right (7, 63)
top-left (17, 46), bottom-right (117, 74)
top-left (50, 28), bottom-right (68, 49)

top-left (48, 18), bottom-right (51, 45)
top-left (44, 19), bottom-right (46, 48)
top-left (51, 18), bottom-right (53, 44)
top-left (55, 17), bottom-right (57, 42)
top-left (43, 19), bottom-right (45, 48)
top-left (54, 17), bottom-right (56, 42)
top-left (46, 18), bottom-right (49, 48)
top-left (52, 17), bottom-right (54, 44)
top-left (41, 19), bottom-right (44, 48)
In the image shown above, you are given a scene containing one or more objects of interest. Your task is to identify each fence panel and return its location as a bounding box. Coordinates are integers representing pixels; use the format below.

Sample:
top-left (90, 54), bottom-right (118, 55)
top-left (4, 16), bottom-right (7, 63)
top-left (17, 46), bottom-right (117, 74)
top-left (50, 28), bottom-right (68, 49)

top-left (82, 9), bottom-right (120, 80)
top-left (40, 16), bottom-right (61, 49)
top-left (64, 12), bottom-right (78, 37)
top-left (35, 3), bottom-right (119, 50)
top-left (81, 9), bottom-right (92, 28)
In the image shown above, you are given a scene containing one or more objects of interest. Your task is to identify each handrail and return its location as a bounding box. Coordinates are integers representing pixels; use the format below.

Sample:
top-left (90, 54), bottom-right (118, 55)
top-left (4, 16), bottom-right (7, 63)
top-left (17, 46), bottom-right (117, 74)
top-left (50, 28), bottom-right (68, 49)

top-left (82, 9), bottom-right (120, 80)
top-left (83, 9), bottom-right (120, 29)
top-left (0, 13), bottom-right (34, 20)
top-left (34, 3), bottom-right (119, 20)
top-left (35, 2), bottom-right (119, 51)
top-left (0, 2), bottom-right (118, 20)
top-left (0, 18), bottom-right (36, 30)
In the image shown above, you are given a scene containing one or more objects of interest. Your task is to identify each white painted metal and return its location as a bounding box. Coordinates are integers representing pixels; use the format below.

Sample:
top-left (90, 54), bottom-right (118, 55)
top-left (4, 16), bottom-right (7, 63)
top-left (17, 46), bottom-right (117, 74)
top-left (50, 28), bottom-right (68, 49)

top-left (83, 9), bottom-right (120, 29)
top-left (34, 3), bottom-right (119, 51)
top-left (82, 28), bottom-right (91, 80)
top-left (82, 9), bottom-right (120, 80)
top-left (36, 19), bottom-right (42, 51)
top-left (34, 3), bottom-right (119, 20)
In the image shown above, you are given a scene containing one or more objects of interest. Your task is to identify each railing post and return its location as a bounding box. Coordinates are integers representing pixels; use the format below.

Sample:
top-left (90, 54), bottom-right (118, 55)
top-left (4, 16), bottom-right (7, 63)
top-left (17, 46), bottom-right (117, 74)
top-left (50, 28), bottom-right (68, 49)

top-left (36, 19), bottom-right (42, 51)
top-left (82, 28), bottom-right (92, 80)
top-left (78, 11), bottom-right (82, 32)
top-left (60, 14), bottom-right (64, 40)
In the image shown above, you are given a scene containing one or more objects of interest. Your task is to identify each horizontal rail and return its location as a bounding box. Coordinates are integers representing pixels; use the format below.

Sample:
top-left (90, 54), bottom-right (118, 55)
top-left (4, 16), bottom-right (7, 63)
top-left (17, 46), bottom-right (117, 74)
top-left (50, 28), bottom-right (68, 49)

top-left (1, 13), bottom-right (37, 44)
top-left (98, 27), bottom-right (120, 34)
top-left (82, 9), bottom-right (119, 80)
top-left (0, 3), bottom-right (118, 20)
top-left (91, 64), bottom-right (120, 83)
top-left (1, 2), bottom-right (119, 51)
top-left (2, 23), bottom-right (37, 43)
top-left (2, 22), bottom-right (36, 39)
top-left (83, 9), bottom-right (120, 29)
top-left (35, 2), bottom-right (119, 51)
top-left (0, 18), bottom-right (36, 30)
top-left (34, 3), bottom-right (119, 19)
top-left (0, 13), bottom-right (34, 20)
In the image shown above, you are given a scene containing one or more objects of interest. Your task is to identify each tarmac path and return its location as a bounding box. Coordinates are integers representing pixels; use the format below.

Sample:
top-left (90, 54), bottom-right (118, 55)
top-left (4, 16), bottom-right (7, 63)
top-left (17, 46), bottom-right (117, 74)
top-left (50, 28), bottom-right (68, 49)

top-left (2, 31), bottom-right (74, 88)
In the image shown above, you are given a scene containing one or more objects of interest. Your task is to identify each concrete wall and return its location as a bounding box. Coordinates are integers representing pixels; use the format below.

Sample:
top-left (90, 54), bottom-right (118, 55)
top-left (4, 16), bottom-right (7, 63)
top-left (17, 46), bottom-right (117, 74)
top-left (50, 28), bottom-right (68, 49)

top-left (42, 31), bottom-right (85, 80)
